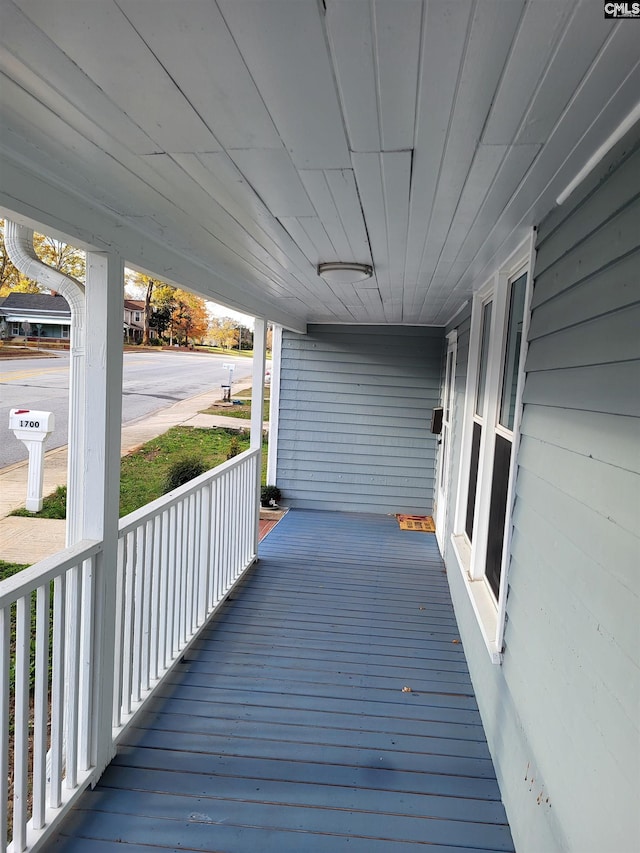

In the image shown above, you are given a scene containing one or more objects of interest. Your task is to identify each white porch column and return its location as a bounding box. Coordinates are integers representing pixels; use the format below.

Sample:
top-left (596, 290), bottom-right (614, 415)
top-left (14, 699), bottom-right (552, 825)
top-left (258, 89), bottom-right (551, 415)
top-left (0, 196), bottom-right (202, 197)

top-left (82, 251), bottom-right (124, 773)
top-left (65, 288), bottom-right (86, 547)
top-left (251, 319), bottom-right (267, 554)
top-left (250, 318), bottom-right (267, 450)
top-left (266, 324), bottom-right (282, 486)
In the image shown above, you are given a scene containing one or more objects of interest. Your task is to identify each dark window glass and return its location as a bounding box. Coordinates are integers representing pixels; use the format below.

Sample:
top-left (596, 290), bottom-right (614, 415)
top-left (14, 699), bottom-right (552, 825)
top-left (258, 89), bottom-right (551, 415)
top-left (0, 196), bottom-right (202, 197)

top-left (485, 433), bottom-right (512, 599)
top-left (475, 301), bottom-right (492, 417)
top-left (465, 421), bottom-right (482, 540)
top-left (444, 349), bottom-right (453, 420)
top-left (499, 273), bottom-right (527, 430)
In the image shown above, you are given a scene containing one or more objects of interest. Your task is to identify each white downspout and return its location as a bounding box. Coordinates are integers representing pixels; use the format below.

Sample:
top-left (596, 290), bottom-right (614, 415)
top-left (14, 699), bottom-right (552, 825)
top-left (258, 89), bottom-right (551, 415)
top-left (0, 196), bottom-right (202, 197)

top-left (4, 220), bottom-right (86, 546)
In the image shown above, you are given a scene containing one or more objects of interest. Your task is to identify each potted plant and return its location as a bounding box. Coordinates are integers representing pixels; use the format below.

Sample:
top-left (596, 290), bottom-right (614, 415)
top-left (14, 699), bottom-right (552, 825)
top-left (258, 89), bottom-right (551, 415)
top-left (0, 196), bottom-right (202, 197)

top-left (261, 484), bottom-right (281, 508)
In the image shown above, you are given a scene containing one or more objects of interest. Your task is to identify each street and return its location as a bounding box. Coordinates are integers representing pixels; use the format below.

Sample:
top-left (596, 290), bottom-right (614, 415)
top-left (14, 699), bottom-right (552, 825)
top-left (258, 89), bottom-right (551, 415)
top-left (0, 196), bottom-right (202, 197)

top-left (0, 350), bottom-right (255, 467)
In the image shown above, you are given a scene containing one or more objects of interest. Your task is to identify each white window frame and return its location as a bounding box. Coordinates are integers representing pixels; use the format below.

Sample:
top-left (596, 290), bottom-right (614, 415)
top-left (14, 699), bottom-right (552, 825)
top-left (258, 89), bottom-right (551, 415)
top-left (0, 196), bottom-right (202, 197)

top-left (434, 330), bottom-right (457, 552)
top-left (451, 232), bottom-right (535, 663)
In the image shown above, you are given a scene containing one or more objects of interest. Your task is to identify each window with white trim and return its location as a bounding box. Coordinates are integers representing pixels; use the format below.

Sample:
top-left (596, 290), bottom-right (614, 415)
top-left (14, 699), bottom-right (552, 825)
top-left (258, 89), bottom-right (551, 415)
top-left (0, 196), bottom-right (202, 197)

top-left (484, 271), bottom-right (526, 599)
top-left (452, 236), bottom-right (533, 663)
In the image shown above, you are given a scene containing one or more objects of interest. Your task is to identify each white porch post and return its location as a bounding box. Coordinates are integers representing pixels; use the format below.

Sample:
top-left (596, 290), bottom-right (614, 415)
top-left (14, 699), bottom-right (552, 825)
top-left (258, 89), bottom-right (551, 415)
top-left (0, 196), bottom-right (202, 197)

top-left (266, 324), bottom-right (282, 486)
top-left (65, 290), bottom-right (86, 547)
top-left (82, 251), bottom-right (124, 773)
top-left (250, 319), bottom-right (267, 449)
top-left (251, 319), bottom-right (267, 553)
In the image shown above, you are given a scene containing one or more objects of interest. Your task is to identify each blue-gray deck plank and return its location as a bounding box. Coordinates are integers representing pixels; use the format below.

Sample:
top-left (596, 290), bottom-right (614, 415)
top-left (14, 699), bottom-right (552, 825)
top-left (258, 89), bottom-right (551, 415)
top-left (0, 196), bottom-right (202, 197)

top-left (49, 509), bottom-right (514, 851)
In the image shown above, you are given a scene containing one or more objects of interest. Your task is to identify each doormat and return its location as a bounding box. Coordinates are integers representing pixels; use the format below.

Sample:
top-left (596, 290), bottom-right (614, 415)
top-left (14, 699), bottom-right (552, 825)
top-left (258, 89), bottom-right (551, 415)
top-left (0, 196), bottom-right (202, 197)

top-left (396, 514), bottom-right (436, 533)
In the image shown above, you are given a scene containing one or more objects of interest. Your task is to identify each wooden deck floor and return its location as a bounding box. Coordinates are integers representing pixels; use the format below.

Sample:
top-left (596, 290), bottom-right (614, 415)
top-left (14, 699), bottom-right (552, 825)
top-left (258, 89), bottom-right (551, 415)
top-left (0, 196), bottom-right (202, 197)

top-left (50, 509), bottom-right (513, 852)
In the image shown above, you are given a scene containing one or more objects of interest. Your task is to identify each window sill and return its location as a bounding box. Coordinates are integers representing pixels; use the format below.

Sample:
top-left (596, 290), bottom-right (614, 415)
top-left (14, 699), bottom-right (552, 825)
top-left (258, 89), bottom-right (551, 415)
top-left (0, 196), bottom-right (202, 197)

top-left (451, 534), bottom-right (503, 665)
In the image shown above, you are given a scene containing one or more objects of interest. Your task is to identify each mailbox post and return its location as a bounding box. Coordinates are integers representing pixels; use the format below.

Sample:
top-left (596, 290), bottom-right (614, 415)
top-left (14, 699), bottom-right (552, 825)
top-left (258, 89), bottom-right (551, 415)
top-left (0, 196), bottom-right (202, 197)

top-left (9, 408), bottom-right (55, 512)
top-left (222, 361), bottom-right (235, 402)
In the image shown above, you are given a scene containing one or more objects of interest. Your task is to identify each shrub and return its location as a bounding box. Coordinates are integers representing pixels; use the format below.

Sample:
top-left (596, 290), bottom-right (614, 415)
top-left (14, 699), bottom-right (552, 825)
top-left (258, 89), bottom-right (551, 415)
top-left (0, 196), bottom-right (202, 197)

top-left (226, 436), bottom-right (241, 459)
top-left (261, 485), bottom-right (281, 507)
top-left (164, 456), bottom-right (207, 492)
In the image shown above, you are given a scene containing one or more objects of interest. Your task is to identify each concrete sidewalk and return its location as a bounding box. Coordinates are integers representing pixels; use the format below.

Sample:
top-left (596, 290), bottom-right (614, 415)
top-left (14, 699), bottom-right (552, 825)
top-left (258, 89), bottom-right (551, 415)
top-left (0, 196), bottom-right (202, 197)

top-left (0, 390), bottom-right (265, 565)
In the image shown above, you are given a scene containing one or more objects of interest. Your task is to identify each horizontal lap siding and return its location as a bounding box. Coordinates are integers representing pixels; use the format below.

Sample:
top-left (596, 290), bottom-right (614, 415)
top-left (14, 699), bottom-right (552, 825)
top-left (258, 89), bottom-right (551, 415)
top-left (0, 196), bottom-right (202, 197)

top-left (509, 131), bottom-right (640, 852)
top-left (277, 325), bottom-right (444, 513)
top-left (441, 130), bottom-right (640, 853)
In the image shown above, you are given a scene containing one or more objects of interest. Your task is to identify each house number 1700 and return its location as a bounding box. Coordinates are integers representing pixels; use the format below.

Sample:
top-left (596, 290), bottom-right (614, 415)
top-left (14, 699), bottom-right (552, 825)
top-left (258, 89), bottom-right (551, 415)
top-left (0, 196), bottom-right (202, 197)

top-left (20, 420), bottom-right (41, 428)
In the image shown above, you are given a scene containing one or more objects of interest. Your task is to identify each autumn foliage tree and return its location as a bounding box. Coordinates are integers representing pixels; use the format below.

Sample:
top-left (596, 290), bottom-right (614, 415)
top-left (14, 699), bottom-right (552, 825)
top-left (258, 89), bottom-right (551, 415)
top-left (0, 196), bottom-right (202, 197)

top-left (208, 317), bottom-right (238, 350)
top-left (170, 289), bottom-right (209, 346)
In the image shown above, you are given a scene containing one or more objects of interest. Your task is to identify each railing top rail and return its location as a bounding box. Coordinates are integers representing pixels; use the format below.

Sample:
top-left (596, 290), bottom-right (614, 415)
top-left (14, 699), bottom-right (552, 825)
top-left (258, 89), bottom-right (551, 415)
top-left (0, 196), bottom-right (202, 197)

top-left (0, 538), bottom-right (102, 607)
top-left (118, 446), bottom-right (260, 535)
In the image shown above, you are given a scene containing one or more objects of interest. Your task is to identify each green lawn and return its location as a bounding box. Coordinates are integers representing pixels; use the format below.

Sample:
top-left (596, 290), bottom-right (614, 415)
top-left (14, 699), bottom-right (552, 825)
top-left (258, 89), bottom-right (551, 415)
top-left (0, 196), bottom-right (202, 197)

top-left (201, 399), bottom-right (270, 420)
top-left (119, 426), bottom-right (252, 515)
top-left (200, 384), bottom-right (271, 420)
top-left (11, 427), bottom-right (268, 520)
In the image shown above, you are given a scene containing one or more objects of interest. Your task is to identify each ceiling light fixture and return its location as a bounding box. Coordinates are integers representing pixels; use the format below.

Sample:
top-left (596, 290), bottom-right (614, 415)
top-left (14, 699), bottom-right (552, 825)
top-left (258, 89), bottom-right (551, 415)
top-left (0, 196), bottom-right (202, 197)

top-left (317, 262), bottom-right (373, 284)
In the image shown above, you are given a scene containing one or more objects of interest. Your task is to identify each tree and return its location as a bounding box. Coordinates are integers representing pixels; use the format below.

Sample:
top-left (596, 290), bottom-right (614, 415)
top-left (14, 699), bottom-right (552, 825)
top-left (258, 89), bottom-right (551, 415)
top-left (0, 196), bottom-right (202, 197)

top-left (237, 324), bottom-right (253, 351)
top-left (170, 289), bottom-right (208, 346)
top-left (209, 317), bottom-right (239, 350)
top-left (127, 271), bottom-right (160, 344)
top-left (33, 233), bottom-right (85, 281)
top-left (143, 280), bottom-right (154, 344)
top-left (0, 276), bottom-right (40, 296)
top-left (0, 219), bottom-right (38, 295)
top-left (151, 283), bottom-right (177, 342)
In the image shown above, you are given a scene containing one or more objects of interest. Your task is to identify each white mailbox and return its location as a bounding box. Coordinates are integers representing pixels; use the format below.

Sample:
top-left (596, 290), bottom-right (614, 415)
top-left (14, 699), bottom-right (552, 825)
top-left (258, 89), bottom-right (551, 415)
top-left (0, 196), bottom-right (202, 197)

top-left (9, 409), bottom-right (55, 512)
top-left (9, 409), bottom-right (55, 435)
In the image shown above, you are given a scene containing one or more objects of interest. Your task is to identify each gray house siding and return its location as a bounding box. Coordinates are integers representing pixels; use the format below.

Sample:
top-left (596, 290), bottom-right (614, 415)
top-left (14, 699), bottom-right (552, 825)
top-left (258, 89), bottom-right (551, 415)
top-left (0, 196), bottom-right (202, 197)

top-left (443, 129), bottom-right (640, 852)
top-left (277, 324), bottom-right (444, 514)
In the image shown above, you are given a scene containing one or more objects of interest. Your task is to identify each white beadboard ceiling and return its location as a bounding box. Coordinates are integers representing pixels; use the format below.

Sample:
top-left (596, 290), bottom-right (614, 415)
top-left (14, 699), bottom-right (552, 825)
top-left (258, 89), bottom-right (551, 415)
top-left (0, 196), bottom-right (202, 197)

top-left (0, 0), bottom-right (638, 329)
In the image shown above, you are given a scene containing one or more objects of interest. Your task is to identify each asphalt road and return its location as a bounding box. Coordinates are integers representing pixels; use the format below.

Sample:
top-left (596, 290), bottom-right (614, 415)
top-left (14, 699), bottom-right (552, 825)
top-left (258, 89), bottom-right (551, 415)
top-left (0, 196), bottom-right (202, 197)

top-left (0, 350), bottom-right (255, 468)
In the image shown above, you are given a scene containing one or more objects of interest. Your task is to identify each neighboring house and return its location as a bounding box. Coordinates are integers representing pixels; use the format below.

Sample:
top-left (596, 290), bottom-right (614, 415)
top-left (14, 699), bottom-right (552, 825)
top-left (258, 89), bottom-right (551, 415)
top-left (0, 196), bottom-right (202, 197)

top-left (0, 291), bottom-right (71, 340)
top-left (0, 293), bottom-right (149, 343)
top-left (0, 4), bottom-right (638, 853)
top-left (123, 298), bottom-right (145, 342)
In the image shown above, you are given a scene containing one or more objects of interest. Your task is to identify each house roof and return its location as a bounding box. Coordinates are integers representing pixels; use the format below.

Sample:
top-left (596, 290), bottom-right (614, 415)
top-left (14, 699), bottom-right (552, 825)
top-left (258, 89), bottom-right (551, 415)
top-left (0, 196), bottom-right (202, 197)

top-left (124, 300), bottom-right (145, 311)
top-left (0, 292), bottom-right (71, 316)
top-left (0, 1), bottom-right (637, 330)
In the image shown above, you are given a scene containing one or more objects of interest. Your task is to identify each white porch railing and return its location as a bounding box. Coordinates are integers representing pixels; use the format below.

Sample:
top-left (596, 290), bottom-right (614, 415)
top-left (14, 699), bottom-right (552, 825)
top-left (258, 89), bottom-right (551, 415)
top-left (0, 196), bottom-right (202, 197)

top-left (113, 448), bottom-right (260, 733)
top-left (0, 448), bottom-right (260, 853)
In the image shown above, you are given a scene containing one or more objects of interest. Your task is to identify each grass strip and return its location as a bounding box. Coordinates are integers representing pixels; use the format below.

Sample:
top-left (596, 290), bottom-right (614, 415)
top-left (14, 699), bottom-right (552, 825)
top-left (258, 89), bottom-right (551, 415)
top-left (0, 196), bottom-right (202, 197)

top-left (11, 426), bottom-right (268, 520)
